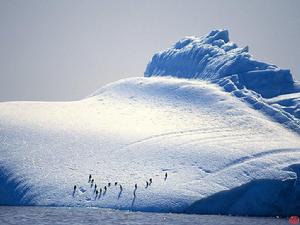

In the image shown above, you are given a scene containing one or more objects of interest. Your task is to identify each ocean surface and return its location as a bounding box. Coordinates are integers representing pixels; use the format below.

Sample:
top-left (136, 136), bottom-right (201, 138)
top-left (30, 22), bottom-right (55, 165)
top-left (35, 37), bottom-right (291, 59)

top-left (0, 206), bottom-right (289, 225)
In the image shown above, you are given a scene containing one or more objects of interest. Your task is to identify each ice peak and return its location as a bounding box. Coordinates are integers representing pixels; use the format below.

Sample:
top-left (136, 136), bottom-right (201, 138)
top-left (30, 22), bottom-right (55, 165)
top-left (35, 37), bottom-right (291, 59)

top-left (204, 29), bottom-right (230, 44)
top-left (174, 29), bottom-right (230, 50)
top-left (145, 29), bottom-right (296, 98)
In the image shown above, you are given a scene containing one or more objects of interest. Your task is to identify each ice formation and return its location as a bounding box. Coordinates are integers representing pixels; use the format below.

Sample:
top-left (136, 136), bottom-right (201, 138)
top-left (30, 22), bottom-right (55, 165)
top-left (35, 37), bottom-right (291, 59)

top-left (145, 29), bottom-right (300, 133)
top-left (0, 30), bottom-right (299, 216)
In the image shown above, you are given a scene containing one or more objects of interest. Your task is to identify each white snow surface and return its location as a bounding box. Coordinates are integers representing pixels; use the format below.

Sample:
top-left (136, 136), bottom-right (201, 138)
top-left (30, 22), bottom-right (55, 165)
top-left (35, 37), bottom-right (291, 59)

top-left (0, 77), bottom-right (300, 216)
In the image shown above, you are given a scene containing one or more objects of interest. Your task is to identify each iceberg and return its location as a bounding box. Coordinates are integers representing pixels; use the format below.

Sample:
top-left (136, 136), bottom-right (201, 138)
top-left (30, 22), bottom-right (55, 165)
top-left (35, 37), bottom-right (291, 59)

top-left (0, 30), bottom-right (299, 216)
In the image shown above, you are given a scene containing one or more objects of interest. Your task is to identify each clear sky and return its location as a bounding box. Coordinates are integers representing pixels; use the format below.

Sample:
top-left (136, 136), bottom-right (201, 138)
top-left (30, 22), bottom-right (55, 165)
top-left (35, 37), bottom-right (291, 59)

top-left (0, 0), bottom-right (299, 101)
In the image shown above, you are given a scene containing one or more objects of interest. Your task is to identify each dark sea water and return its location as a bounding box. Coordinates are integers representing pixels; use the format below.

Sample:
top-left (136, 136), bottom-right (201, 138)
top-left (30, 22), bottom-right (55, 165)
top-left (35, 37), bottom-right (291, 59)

top-left (0, 206), bottom-right (289, 225)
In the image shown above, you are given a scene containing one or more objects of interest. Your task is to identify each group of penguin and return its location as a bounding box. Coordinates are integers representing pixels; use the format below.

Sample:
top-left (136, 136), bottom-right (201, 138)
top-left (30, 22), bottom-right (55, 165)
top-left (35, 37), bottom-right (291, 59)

top-left (73, 172), bottom-right (168, 199)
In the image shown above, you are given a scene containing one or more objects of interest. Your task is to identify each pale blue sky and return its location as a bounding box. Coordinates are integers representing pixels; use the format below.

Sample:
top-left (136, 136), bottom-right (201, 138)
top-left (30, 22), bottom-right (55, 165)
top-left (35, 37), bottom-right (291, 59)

top-left (0, 0), bottom-right (299, 101)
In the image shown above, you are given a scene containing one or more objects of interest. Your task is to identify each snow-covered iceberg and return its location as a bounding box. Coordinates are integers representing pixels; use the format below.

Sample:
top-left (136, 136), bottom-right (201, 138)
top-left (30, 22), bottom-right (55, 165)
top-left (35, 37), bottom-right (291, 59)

top-left (0, 30), bottom-right (300, 216)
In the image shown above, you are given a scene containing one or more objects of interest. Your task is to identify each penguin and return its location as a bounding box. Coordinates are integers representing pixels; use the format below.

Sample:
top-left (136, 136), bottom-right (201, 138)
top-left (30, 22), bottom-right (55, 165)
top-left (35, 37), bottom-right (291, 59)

top-left (91, 179), bottom-right (94, 187)
top-left (98, 188), bottom-right (102, 199)
top-left (149, 178), bottom-right (152, 185)
top-left (115, 182), bottom-right (118, 186)
top-left (118, 184), bottom-right (123, 199)
top-left (88, 174), bottom-right (92, 183)
top-left (133, 184), bottom-right (137, 197)
top-left (95, 190), bottom-right (99, 198)
top-left (72, 185), bottom-right (77, 197)
top-left (108, 182), bottom-right (111, 187)
top-left (145, 181), bottom-right (149, 188)
top-left (103, 186), bottom-right (107, 196)
top-left (164, 172), bottom-right (168, 180)
top-left (94, 184), bottom-right (97, 193)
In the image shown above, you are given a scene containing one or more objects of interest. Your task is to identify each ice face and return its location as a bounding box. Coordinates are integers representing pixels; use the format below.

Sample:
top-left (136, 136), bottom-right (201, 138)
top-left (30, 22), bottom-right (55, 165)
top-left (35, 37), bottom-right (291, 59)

top-left (145, 29), bottom-right (296, 98)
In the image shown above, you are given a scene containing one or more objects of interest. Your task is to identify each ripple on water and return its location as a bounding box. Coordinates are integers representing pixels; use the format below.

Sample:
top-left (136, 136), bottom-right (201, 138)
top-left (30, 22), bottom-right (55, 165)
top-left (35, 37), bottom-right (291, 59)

top-left (0, 206), bottom-right (287, 225)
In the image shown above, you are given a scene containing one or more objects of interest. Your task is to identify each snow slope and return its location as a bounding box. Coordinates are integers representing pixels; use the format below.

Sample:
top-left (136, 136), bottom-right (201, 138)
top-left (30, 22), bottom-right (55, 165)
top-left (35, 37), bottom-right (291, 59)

top-left (0, 30), bottom-right (300, 216)
top-left (145, 29), bottom-right (300, 133)
top-left (0, 77), bottom-right (300, 216)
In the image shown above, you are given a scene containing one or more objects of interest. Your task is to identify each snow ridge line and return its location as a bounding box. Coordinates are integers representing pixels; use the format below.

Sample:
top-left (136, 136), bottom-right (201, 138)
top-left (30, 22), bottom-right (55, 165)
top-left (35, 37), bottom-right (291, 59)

top-left (214, 75), bottom-right (300, 134)
top-left (206, 147), bottom-right (300, 178)
top-left (117, 127), bottom-right (234, 152)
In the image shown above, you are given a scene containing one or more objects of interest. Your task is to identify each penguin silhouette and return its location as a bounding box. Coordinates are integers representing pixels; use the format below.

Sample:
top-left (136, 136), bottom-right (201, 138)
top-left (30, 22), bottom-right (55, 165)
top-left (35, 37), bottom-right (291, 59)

top-left (73, 185), bottom-right (77, 197)
top-left (133, 184), bottom-right (137, 197)
top-left (98, 188), bottom-right (102, 199)
top-left (103, 186), bottom-right (107, 196)
top-left (118, 187), bottom-right (122, 199)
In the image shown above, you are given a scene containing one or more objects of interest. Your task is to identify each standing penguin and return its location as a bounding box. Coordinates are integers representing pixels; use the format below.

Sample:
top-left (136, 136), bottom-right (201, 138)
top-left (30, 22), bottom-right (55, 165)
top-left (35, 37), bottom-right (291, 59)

top-left (88, 174), bottom-right (92, 183)
top-left (115, 182), bottom-right (118, 186)
top-left (108, 182), bottom-right (111, 187)
top-left (98, 188), bottom-right (102, 199)
top-left (103, 186), bottom-right (107, 196)
top-left (91, 179), bottom-right (94, 187)
top-left (94, 184), bottom-right (97, 193)
top-left (145, 181), bottom-right (149, 188)
top-left (73, 185), bottom-right (77, 197)
top-left (149, 178), bottom-right (152, 185)
top-left (118, 184), bottom-right (123, 199)
top-left (164, 172), bottom-right (168, 180)
top-left (95, 190), bottom-right (99, 199)
top-left (133, 184), bottom-right (137, 197)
